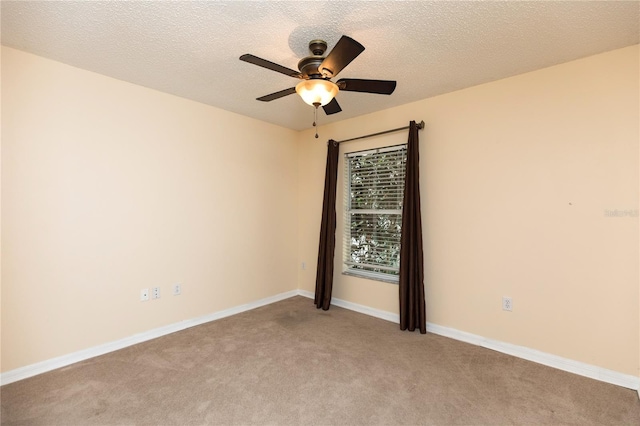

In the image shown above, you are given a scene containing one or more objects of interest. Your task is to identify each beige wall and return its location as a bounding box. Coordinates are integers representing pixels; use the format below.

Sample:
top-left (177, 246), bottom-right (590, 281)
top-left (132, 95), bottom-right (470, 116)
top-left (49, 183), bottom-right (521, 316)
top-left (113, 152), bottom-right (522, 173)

top-left (1, 47), bottom-right (299, 372)
top-left (2, 44), bottom-right (639, 380)
top-left (0, 46), bottom-right (3, 373)
top-left (298, 45), bottom-right (640, 376)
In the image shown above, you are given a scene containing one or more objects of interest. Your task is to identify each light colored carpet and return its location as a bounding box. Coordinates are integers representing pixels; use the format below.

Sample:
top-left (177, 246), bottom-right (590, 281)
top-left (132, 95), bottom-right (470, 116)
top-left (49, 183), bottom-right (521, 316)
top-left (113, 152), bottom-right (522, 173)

top-left (1, 296), bottom-right (639, 425)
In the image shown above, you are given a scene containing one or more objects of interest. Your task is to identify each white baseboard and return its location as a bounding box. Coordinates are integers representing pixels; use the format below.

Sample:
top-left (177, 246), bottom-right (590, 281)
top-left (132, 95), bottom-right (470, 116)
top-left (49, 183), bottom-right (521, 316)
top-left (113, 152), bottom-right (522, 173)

top-left (297, 289), bottom-right (401, 323)
top-left (0, 290), bottom-right (298, 386)
top-left (296, 290), bottom-right (640, 391)
top-left (4, 289), bottom-right (639, 392)
top-left (426, 323), bottom-right (640, 390)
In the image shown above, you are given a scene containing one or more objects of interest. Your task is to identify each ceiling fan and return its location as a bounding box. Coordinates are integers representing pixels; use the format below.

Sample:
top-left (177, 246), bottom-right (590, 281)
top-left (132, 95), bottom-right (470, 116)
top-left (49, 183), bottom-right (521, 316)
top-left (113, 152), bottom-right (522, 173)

top-left (239, 35), bottom-right (396, 116)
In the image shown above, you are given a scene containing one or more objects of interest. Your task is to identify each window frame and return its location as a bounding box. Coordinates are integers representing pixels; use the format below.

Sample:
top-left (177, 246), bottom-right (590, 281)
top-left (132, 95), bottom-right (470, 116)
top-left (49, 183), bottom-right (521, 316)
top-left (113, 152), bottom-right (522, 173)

top-left (342, 143), bottom-right (407, 284)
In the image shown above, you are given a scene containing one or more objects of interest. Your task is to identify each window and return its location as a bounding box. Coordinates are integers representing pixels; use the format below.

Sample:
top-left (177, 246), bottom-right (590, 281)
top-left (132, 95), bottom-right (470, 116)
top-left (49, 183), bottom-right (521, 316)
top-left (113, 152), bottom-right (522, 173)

top-left (343, 144), bottom-right (407, 283)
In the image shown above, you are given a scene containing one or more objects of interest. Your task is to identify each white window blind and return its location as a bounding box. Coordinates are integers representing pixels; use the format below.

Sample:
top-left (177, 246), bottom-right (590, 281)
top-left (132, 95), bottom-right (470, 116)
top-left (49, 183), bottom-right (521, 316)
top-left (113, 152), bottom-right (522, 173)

top-left (344, 144), bottom-right (407, 282)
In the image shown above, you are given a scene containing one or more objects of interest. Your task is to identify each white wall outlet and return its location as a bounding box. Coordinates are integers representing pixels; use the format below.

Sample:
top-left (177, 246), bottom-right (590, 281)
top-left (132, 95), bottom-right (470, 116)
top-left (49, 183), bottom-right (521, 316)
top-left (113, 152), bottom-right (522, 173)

top-left (140, 288), bottom-right (149, 301)
top-left (301, 262), bottom-right (306, 270)
top-left (502, 296), bottom-right (513, 311)
top-left (152, 286), bottom-right (160, 299)
top-left (173, 283), bottom-right (181, 296)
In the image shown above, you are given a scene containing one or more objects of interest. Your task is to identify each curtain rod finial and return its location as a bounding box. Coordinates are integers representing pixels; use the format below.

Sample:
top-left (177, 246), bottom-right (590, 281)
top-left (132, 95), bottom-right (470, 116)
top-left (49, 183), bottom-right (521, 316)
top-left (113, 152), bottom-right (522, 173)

top-left (417, 120), bottom-right (425, 130)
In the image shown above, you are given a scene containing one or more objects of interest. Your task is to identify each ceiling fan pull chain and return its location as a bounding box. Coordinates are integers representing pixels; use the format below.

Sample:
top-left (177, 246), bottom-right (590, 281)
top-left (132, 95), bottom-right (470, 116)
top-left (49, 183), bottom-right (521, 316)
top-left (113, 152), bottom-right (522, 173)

top-left (313, 104), bottom-right (319, 139)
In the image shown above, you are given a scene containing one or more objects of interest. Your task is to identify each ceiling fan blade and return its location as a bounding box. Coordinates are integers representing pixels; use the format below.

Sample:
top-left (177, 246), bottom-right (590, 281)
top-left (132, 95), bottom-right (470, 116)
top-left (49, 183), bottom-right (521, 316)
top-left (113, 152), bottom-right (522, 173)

top-left (318, 36), bottom-right (365, 78)
top-left (337, 78), bottom-right (397, 95)
top-left (256, 87), bottom-right (297, 102)
top-left (322, 98), bottom-right (342, 115)
top-left (239, 54), bottom-right (302, 78)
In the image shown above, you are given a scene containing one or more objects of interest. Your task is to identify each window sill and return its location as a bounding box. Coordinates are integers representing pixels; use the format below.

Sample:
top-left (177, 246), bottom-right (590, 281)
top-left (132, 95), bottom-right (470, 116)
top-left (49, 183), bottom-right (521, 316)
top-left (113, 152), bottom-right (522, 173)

top-left (342, 269), bottom-right (399, 284)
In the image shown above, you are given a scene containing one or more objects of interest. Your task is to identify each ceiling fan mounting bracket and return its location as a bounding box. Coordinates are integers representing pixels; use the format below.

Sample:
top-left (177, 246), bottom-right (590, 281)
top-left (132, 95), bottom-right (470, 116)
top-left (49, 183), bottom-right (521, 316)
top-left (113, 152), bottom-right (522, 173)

top-left (308, 40), bottom-right (327, 56)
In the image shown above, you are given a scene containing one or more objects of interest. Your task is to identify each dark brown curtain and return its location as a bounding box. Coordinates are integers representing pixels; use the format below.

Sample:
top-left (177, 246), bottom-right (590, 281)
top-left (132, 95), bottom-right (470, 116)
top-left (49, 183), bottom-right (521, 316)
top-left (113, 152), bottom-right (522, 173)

top-left (399, 121), bottom-right (426, 333)
top-left (314, 140), bottom-right (340, 310)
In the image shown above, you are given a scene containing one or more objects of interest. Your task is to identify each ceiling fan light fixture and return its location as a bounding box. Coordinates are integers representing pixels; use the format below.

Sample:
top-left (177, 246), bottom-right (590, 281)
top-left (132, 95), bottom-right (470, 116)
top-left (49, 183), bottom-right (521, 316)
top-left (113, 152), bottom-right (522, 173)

top-left (295, 79), bottom-right (339, 107)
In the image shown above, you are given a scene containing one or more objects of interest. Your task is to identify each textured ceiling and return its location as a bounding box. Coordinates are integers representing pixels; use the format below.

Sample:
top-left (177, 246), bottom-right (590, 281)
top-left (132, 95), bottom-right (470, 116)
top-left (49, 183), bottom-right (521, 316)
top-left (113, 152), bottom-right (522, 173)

top-left (2, 1), bottom-right (639, 131)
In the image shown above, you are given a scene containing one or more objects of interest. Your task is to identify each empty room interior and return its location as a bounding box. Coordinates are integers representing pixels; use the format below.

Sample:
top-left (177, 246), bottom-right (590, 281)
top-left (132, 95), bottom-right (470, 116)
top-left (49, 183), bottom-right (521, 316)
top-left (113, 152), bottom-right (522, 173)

top-left (1, 1), bottom-right (639, 424)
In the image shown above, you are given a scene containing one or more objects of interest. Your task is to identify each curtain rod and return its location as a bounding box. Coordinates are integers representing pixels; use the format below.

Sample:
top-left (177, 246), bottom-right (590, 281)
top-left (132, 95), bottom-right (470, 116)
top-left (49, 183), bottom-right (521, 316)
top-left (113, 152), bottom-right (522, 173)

top-left (334, 120), bottom-right (424, 144)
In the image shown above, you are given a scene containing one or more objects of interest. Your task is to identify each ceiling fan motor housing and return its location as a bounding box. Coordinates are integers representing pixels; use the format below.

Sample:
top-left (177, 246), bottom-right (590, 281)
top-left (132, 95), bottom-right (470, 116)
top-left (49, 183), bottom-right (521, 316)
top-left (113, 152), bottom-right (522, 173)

top-left (297, 40), bottom-right (331, 78)
top-left (298, 56), bottom-right (325, 78)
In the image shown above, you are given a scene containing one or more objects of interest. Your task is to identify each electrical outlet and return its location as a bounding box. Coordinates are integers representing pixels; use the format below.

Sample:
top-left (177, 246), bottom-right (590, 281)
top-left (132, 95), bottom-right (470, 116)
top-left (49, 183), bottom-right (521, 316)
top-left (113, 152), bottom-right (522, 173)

top-left (301, 262), bottom-right (306, 270)
top-left (152, 286), bottom-right (160, 299)
top-left (502, 296), bottom-right (513, 312)
top-left (140, 288), bottom-right (149, 302)
top-left (173, 283), bottom-right (181, 296)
